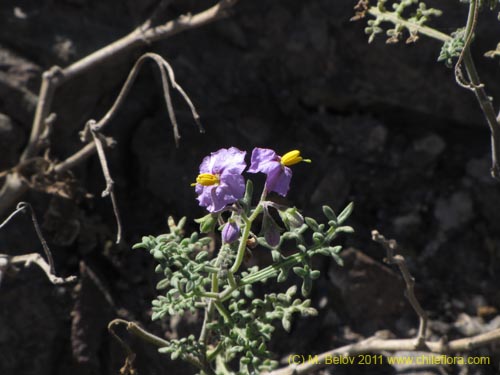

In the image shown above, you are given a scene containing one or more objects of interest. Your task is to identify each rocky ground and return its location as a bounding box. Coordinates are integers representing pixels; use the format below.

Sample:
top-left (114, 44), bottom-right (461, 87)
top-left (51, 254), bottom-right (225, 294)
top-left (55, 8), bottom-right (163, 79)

top-left (0, 1), bottom-right (499, 374)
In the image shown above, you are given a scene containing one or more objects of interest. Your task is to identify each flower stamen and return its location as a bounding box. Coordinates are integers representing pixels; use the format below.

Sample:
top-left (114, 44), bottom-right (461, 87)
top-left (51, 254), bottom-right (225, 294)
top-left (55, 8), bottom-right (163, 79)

top-left (280, 150), bottom-right (311, 167)
top-left (191, 173), bottom-right (220, 186)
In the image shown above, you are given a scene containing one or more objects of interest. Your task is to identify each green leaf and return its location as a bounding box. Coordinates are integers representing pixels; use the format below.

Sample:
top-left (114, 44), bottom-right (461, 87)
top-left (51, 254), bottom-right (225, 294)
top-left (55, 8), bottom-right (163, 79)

top-left (156, 278), bottom-right (170, 290)
top-left (322, 205), bottom-right (338, 223)
top-left (293, 267), bottom-right (307, 278)
top-left (277, 269), bottom-right (288, 283)
top-left (312, 232), bottom-right (325, 244)
top-left (316, 248), bottom-right (330, 256)
top-left (185, 280), bottom-right (194, 293)
top-left (242, 179), bottom-right (254, 208)
top-left (310, 270), bottom-right (321, 280)
top-left (336, 226), bottom-right (355, 233)
top-left (195, 251), bottom-right (208, 261)
top-left (194, 213), bottom-right (217, 233)
top-left (337, 202), bottom-right (354, 224)
top-left (305, 217), bottom-right (319, 231)
top-left (301, 277), bottom-right (312, 297)
top-left (153, 249), bottom-right (164, 261)
top-left (331, 253), bottom-right (344, 266)
top-left (281, 314), bottom-right (292, 332)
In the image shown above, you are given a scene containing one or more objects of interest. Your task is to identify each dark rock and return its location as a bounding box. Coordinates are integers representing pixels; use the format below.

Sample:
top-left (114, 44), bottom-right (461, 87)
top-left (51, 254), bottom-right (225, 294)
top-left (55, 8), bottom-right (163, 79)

top-left (310, 166), bottom-right (351, 213)
top-left (434, 191), bottom-right (474, 232)
top-left (0, 113), bottom-right (24, 169)
top-left (413, 134), bottom-right (446, 158)
top-left (329, 248), bottom-right (410, 334)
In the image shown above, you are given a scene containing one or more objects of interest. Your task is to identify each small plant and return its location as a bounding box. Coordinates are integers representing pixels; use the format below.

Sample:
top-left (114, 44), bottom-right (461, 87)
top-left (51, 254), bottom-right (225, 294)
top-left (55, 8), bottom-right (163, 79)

top-left (133, 147), bottom-right (353, 375)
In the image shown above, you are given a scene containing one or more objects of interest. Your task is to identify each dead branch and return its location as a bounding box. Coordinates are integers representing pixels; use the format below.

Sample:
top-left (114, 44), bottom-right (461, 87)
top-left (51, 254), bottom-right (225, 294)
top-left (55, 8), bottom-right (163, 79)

top-left (267, 329), bottom-right (500, 375)
top-left (86, 121), bottom-right (123, 244)
top-left (23, 0), bottom-right (236, 161)
top-left (108, 319), bottom-right (214, 374)
top-left (77, 52), bottom-right (203, 146)
top-left (372, 229), bottom-right (428, 347)
top-left (0, 202), bottom-right (77, 285)
top-left (7, 253), bottom-right (77, 285)
top-left (72, 52), bottom-right (201, 242)
top-left (264, 230), bottom-right (500, 375)
top-left (0, 0), bottom-right (239, 217)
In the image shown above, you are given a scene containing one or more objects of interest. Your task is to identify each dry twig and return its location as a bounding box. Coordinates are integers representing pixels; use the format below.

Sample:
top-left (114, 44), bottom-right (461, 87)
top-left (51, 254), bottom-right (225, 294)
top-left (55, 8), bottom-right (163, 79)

top-left (372, 229), bottom-right (428, 347)
top-left (264, 230), bottom-right (500, 375)
top-left (86, 121), bottom-right (123, 244)
top-left (74, 52), bottom-right (202, 242)
top-left (267, 328), bottom-right (500, 375)
top-left (0, 0), bottom-right (239, 216)
top-left (0, 202), bottom-right (77, 285)
top-left (3, 253), bottom-right (77, 285)
top-left (108, 319), bottom-right (214, 375)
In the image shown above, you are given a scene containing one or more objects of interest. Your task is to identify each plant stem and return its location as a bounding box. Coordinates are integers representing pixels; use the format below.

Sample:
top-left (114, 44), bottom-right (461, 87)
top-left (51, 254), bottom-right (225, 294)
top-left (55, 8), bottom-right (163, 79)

top-left (229, 191), bottom-right (265, 274)
top-left (367, 7), bottom-right (450, 42)
top-left (367, 4), bottom-right (500, 178)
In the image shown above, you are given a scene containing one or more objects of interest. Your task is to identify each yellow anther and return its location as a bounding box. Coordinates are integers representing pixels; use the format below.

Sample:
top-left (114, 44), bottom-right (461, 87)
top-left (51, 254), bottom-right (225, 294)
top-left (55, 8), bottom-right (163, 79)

top-left (280, 150), bottom-right (311, 166)
top-left (191, 173), bottom-right (220, 187)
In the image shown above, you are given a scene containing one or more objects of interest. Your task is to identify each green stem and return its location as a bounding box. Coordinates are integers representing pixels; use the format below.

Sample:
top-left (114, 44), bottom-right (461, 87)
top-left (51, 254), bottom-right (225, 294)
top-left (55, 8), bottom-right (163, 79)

top-left (463, 0), bottom-right (477, 41)
top-left (227, 272), bottom-right (237, 289)
top-left (214, 300), bottom-right (232, 322)
top-left (216, 355), bottom-right (233, 375)
top-left (368, 4), bottom-right (500, 177)
top-left (200, 291), bottom-right (220, 299)
top-left (229, 216), bottom-right (252, 274)
top-left (367, 7), bottom-right (450, 42)
top-left (229, 195), bottom-right (265, 274)
top-left (207, 342), bottom-right (224, 362)
top-left (240, 252), bottom-right (304, 286)
top-left (460, 2), bottom-right (500, 178)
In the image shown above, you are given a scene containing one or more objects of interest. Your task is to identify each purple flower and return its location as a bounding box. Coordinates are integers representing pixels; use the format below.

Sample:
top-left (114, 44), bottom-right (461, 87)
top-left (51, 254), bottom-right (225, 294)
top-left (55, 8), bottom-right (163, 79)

top-left (248, 148), bottom-right (310, 196)
top-left (192, 147), bottom-right (246, 212)
top-left (222, 221), bottom-right (240, 244)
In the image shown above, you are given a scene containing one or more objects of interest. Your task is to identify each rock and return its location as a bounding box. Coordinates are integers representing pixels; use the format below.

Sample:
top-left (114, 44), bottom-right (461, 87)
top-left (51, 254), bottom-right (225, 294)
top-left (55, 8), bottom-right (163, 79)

top-left (393, 212), bottom-right (422, 237)
top-left (328, 248), bottom-right (410, 334)
top-left (310, 166), bottom-right (350, 212)
top-left (434, 191), bottom-right (474, 232)
top-left (319, 115), bottom-right (388, 157)
top-left (485, 315), bottom-right (500, 331)
top-left (236, 116), bottom-right (272, 144)
top-left (413, 133), bottom-right (446, 158)
top-left (454, 313), bottom-right (485, 336)
top-left (0, 113), bottom-right (24, 169)
top-left (466, 156), bottom-right (492, 181)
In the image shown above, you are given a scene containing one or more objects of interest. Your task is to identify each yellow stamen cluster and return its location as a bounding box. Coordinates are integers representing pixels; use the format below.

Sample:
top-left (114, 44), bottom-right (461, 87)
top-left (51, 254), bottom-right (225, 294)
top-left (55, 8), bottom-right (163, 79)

top-left (191, 173), bottom-right (220, 187)
top-left (280, 150), bottom-right (311, 167)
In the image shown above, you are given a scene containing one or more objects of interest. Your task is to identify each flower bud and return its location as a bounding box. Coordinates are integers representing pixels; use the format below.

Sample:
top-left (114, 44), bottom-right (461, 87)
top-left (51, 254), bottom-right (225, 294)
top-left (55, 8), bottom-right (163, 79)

top-left (222, 221), bottom-right (240, 244)
top-left (278, 207), bottom-right (304, 230)
top-left (262, 212), bottom-right (281, 248)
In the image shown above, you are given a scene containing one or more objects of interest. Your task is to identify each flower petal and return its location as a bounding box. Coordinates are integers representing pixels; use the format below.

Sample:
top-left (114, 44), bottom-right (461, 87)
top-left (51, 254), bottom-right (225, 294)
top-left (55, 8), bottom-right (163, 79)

top-left (248, 148), bottom-right (280, 174)
top-left (218, 173), bottom-right (246, 202)
top-left (266, 166), bottom-right (292, 196)
top-left (200, 147), bottom-right (246, 174)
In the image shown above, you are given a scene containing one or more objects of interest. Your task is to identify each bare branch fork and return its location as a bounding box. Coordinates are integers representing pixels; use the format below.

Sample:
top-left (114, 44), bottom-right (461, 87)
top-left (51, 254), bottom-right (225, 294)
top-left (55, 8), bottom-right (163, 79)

top-left (262, 230), bottom-right (500, 375)
top-left (0, 0), bottom-right (240, 216)
top-left (372, 230), bottom-right (428, 348)
top-left (76, 52), bottom-right (202, 243)
top-left (0, 202), bottom-right (77, 285)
